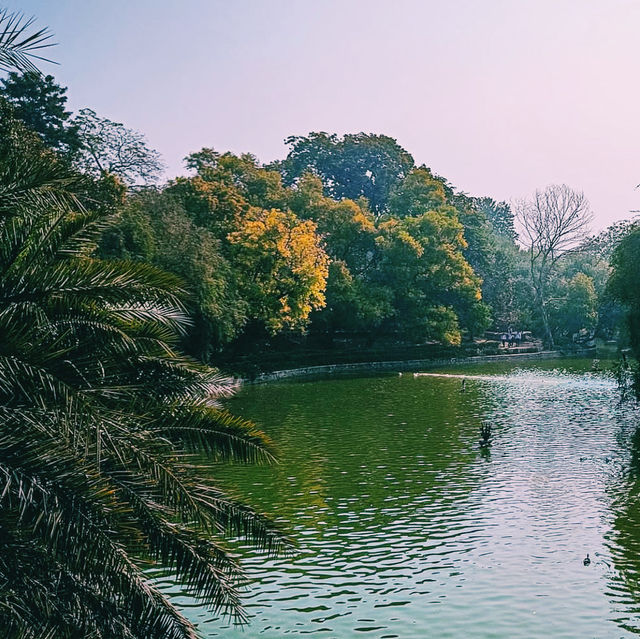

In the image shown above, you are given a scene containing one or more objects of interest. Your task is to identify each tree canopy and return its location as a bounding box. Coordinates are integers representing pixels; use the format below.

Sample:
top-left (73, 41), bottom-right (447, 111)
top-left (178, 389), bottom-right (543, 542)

top-left (0, 71), bottom-right (80, 153)
top-left (279, 132), bottom-right (415, 215)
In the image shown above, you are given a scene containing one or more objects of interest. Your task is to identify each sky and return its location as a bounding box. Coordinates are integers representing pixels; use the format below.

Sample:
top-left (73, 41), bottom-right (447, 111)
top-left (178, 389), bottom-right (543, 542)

top-left (5, 0), bottom-right (640, 230)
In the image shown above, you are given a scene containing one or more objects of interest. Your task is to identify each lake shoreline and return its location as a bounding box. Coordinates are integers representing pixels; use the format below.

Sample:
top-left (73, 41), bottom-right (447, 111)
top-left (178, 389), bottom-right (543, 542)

top-left (244, 348), bottom-right (598, 384)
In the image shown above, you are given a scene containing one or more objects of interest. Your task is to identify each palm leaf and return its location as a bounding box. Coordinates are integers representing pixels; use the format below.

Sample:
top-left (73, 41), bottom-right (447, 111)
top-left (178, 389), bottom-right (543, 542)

top-left (0, 9), bottom-right (56, 74)
top-left (0, 115), bottom-right (292, 637)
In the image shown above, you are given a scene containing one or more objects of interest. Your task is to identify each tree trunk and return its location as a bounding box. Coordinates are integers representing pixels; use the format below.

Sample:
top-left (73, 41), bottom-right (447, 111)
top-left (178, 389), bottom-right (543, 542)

top-left (532, 279), bottom-right (554, 349)
top-left (539, 299), bottom-right (554, 350)
top-left (530, 251), bottom-right (555, 350)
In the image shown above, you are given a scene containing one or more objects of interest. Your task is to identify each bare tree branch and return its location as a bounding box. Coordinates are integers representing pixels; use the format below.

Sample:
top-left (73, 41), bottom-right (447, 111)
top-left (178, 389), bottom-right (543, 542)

top-left (514, 184), bottom-right (593, 347)
top-left (73, 108), bottom-right (164, 185)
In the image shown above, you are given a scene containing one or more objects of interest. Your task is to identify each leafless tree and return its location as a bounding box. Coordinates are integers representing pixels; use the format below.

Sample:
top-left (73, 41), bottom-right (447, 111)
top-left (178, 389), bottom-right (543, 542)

top-left (515, 184), bottom-right (593, 348)
top-left (73, 108), bottom-right (164, 185)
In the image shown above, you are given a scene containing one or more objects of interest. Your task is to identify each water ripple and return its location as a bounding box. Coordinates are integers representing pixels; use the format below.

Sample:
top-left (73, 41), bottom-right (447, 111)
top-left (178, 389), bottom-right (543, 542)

top-left (157, 360), bottom-right (640, 638)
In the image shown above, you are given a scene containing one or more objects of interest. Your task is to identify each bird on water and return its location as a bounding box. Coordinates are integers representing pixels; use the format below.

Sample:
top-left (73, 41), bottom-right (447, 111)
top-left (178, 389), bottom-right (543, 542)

top-left (583, 554), bottom-right (591, 566)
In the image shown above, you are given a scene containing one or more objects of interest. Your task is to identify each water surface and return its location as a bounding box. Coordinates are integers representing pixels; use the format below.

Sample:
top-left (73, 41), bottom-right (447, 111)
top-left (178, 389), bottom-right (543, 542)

top-left (166, 359), bottom-right (640, 638)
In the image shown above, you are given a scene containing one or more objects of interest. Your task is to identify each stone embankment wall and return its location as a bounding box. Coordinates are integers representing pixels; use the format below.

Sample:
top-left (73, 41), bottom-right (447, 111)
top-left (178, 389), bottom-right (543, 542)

top-left (246, 349), bottom-right (593, 384)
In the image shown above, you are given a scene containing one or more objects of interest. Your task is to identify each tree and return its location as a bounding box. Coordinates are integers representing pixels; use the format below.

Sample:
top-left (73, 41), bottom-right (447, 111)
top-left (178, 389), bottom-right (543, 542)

top-left (99, 190), bottom-right (247, 358)
top-left (385, 168), bottom-right (493, 338)
top-left (279, 132), bottom-right (415, 215)
top-left (186, 148), bottom-right (287, 211)
top-left (227, 207), bottom-right (329, 333)
top-left (375, 210), bottom-right (488, 343)
top-left (475, 197), bottom-right (517, 241)
top-left (167, 149), bottom-right (287, 238)
top-left (387, 166), bottom-right (447, 217)
top-left (0, 101), bottom-right (287, 639)
top-left (515, 184), bottom-right (593, 347)
top-left (73, 107), bottom-right (164, 184)
top-left (0, 72), bottom-right (80, 153)
top-left (607, 226), bottom-right (640, 357)
top-left (455, 198), bottom-right (531, 332)
top-left (549, 272), bottom-right (598, 339)
top-left (386, 168), bottom-right (533, 334)
top-left (0, 9), bottom-right (54, 74)
top-left (581, 216), bottom-right (640, 261)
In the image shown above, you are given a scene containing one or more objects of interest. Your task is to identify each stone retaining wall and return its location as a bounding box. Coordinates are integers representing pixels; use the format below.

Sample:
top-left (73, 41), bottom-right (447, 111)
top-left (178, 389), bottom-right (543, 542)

top-left (246, 349), bottom-right (594, 384)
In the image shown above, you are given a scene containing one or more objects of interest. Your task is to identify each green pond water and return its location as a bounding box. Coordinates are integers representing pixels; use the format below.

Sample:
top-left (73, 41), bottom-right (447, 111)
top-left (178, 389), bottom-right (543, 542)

top-left (163, 359), bottom-right (640, 638)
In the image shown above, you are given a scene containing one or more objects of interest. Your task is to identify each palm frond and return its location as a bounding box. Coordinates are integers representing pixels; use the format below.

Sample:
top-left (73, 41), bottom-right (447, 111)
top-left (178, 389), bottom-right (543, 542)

top-left (0, 9), bottom-right (55, 74)
top-left (0, 112), bottom-right (292, 637)
top-left (154, 404), bottom-right (276, 463)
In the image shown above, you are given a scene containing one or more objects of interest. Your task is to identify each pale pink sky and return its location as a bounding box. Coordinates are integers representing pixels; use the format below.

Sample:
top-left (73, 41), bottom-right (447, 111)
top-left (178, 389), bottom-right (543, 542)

top-left (8, 0), bottom-right (640, 230)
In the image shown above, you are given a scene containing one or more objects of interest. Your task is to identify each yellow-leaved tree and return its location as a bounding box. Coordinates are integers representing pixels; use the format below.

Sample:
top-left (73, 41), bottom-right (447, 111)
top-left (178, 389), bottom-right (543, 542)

top-left (228, 207), bottom-right (329, 333)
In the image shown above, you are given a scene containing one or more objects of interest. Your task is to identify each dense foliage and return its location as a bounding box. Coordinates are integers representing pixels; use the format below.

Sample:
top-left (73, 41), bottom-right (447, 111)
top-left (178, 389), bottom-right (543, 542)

top-left (0, 97), bottom-right (288, 638)
top-left (1, 70), bottom-right (630, 363)
top-left (0, 71), bottom-right (80, 153)
top-left (95, 140), bottom-right (624, 356)
top-left (608, 227), bottom-right (640, 357)
top-left (277, 132), bottom-right (415, 216)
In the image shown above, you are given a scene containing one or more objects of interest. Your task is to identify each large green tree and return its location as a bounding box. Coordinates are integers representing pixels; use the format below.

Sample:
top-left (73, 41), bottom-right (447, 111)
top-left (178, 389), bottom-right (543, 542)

top-left (386, 167), bottom-right (527, 333)
top-left (375, 211), bottom-right (488, 343)
top-left (279, 132), bottom-right (415, 215)
top-left (475, 196), bottom-right (517, 242)
top-left (99, 190), bottom-right (247, 358)
top-left (0, 71), bottom-right (80, 153)
top-left (549, 272), bottom-right (598, 339)
top-left (0, 102), bottom-right (287, 639)
top-left (385, 168), bottom-right (491, 338)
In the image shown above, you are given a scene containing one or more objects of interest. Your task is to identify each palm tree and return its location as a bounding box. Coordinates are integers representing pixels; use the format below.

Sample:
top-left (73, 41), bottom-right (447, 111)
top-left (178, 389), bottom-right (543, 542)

top-left (0, 8), bottom-right (55, 74)
top-left (0, 101), bottom-right (288, 638)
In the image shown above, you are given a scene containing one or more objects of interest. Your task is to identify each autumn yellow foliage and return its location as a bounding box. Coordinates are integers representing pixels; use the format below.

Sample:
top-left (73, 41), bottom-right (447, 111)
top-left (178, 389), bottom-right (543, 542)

top-left (228, 207), bottom-right (329, 333)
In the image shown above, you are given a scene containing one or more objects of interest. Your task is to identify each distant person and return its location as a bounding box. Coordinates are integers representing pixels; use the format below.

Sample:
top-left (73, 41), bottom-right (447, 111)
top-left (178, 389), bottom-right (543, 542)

top-left (501, 332), bottom-right (508, 347)
top-left (516, 331), bottom-right (522, 347)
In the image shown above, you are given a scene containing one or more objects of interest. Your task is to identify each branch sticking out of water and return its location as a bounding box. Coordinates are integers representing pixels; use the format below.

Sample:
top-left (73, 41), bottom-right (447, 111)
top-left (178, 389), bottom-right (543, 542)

top-left (479, 421), bottom-right (492, 447)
